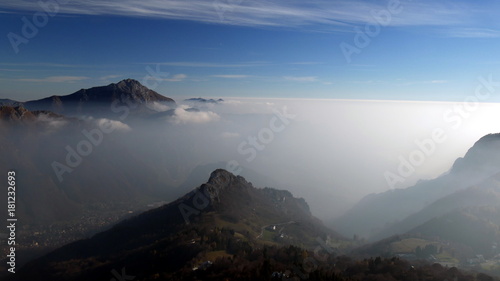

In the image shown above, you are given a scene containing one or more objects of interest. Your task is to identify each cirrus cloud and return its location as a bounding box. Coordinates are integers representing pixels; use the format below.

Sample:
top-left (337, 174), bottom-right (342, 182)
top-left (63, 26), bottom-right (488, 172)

top-left (211, 75), bottom-right (251, 79)
top-left (17, 76), bottom-right (89, 83)
top-left (0, 0), bottom-right (492, 35)
top-left (283, 76), bottom-right (318, 82)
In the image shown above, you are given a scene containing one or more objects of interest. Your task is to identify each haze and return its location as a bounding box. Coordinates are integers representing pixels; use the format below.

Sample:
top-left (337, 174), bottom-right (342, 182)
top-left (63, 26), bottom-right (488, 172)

top-left (27, 97), bottom-right (500, 221)
top-left (177, 98), bottom-right (500, 220)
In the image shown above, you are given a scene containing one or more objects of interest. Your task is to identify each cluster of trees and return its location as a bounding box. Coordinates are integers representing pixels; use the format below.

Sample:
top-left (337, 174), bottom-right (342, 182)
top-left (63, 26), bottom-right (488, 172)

top-left (171, 252), bottom-right (496, 280)
top-left (415, 244), bottom-right (439, 258)
top-left (186, 226), bottom-right (254, 255)
top-left (161, 231), bottom-right (497, 281)
top-left (22, 223), bottom-right (497, 281)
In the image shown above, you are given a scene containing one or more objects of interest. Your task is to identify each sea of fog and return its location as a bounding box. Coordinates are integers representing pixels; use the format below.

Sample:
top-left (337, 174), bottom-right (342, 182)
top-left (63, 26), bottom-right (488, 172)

top-left (166, 98), bottom-right (500, 221)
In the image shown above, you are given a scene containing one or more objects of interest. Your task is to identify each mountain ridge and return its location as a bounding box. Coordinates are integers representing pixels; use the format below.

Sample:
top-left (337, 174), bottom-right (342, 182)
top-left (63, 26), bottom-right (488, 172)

top-left (9, 169), bottom-right (344, 281)
top-left (1, 79), bottom-right (176, 118)
top-left (333, 133), bottom-right (500, 239)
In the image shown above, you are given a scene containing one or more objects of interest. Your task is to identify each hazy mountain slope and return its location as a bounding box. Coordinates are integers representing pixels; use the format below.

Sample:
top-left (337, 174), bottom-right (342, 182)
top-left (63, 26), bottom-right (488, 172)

top-left (373, 173), bottom-right (500, 241)
top-left (0, 106), bottom-right (81, 222)
top-left (0, 99), bottom-right (21, 107)
top-left (333, 133), bottom-right (500, 239)
top-left (10, 169), bottom-right (344, 281)
top-left (409, 206), bottom-right (500, 257)
top-left (0, 106), bottom-right (168, 223)
top-left (0, 105), bottom-right (185, 269)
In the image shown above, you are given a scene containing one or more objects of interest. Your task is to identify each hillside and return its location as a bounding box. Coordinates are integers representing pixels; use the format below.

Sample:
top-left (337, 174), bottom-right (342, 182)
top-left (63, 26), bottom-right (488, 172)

top-left (7, 169), bottom-right (345, 281)
top-left (5, 169), bottom-right (494, 281)
top-left (6, 79), bottom-right (176, 117)
top-left (374, 173), bottom-right (500, 241)
top-left (0, 105), bottom-right (179, 268)
top-left (333, 133), bottom-right (500, 239)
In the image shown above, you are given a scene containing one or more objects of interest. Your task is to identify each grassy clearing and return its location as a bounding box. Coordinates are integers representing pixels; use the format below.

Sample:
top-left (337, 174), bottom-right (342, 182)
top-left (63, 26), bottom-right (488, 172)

top-left (435, 252), bottom-right (460, 264)
top-left (204, 250), bottom-right (233, 261)
top-left (390, 238), bottom-right (435, 253)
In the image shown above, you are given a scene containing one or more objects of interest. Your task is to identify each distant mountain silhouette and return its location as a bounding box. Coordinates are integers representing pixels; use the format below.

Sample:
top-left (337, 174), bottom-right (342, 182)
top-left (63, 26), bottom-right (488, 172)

top-left (184, 97), bottom-right (224, 104)
top-left (0, 99), bottom-right (22, 107)
top-left (3, 79), bottom-right (176, 117)
top-left (333, 133), bottom-right (500, 240)
top-left (372, 172), bottom-right (500, 239)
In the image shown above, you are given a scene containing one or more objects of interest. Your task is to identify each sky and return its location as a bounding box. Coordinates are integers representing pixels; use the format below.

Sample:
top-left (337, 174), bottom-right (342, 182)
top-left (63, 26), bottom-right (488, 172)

top-left (1, 0), bottom-right (500, 101)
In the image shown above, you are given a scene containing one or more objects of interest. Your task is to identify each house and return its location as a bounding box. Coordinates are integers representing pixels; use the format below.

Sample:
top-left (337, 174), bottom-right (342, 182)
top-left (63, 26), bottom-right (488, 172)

top-left (192, 261), bottom-right (213, 271)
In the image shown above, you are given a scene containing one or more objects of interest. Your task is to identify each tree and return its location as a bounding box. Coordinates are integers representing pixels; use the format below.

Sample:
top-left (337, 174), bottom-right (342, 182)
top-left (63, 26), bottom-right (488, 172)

top-left (415, 246), bottom-right (422, 258)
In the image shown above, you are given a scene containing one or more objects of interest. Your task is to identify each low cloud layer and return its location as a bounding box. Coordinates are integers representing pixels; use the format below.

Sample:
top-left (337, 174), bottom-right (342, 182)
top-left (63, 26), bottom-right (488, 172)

top-left (9, 98), bottom-right (500, 223)
top-left (169, 106), bottom-right (220, 124)
top-left (36, 114), bottom-right (69, 133)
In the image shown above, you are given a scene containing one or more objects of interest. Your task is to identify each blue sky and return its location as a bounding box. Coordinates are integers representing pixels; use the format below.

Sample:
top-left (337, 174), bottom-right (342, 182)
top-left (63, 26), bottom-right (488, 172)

top-left (1, 0), bottom-right (500, 101)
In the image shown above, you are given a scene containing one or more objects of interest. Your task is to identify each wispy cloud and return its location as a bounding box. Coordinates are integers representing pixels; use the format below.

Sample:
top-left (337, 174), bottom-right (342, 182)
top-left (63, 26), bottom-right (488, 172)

top-left (0, 62), bottom-right (88, 68)
top-left (446, 28), bottom-right (500, 38)
top-left (100, 74), bottom-right (122, 81)
top-left (0, 68), bottom-right (23, 72)
top-left (16, 76), bottom-right (89, 83)
top-left (156, 61), bottom-right (268, 68)
top-left (429, 80), bottom-right (448, 84)
top-left (348, 80), bottom-right (385, 85)
top-left (211, 75), bottom-right (250, 79)
top-left (394, 79), bottom-right (450, 86)
top-left (283, 76), bottom-right (318, 82)
top-left (1, 0), bottom-right (492, 33)
top-left (161, 73), bottom-right (187, 82)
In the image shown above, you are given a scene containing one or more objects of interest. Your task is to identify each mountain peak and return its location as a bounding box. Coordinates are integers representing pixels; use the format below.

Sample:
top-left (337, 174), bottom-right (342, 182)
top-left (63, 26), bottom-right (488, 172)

top-left (117, 78), bottom-right (141, 85)
top-left (207, 169), bottom-right (242, 186)
top-left (101, 78), bottom-right (174, 103)
top-left (200, 169), bottom-right (251, 202)
top-left (114, 78), bottom-right (147, 91)
top-left (450, 132), bottom-right (500, 174)
top-left (12, 168), bottom-right (344, 280)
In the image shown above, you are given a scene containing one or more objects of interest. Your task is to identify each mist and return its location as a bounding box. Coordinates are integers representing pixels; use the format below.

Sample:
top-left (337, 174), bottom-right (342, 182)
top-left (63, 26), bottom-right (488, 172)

top-left (163, 98), bottom-right (500, 220)
top-left (18, 97), bottom-right (500, 222)
top-left (5, 94), bottom-right (500, 275)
